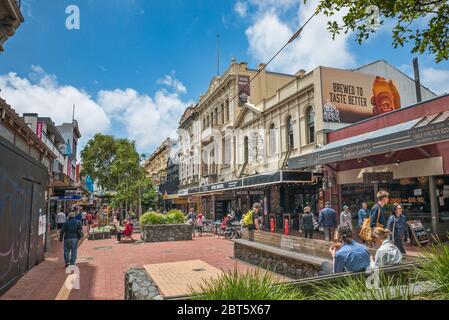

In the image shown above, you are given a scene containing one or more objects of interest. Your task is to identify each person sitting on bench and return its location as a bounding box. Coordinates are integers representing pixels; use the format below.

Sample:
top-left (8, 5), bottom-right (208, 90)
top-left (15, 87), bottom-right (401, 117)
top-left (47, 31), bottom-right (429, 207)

top-left (116, 220), bottom-right (134, 242)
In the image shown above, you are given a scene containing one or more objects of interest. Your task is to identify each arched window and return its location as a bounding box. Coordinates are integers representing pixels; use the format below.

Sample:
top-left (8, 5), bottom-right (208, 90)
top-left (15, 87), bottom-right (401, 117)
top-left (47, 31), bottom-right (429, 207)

top-left (286, 116), bottom-right (294, 150)
top-left (269, 123), bottom-right (276, 155)
top-left (306, 107), bottom-right (315, 144)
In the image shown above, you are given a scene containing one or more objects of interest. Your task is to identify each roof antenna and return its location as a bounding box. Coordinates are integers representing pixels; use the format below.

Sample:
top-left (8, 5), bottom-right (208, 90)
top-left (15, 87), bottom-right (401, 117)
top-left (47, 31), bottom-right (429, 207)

top-left (217, 34), bottom-right (220, 77)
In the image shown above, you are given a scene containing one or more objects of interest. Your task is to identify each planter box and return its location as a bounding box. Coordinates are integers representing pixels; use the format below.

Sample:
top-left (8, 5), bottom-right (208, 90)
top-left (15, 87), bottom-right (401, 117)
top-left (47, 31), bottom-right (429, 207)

top-left (88, 231), bottom-right (111, 240)
top-left (141, 224), bottom-right (192, 242)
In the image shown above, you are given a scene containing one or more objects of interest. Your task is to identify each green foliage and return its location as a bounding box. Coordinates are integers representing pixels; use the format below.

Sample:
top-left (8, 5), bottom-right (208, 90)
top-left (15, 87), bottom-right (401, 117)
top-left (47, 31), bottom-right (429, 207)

top-left (140, 211), bottom-right (186, 226)
top-left (414, 240), bottom-right (449, 299)
top-left (311, 0), bottom-right (449, 63)
top-left (311, 272), bottom-right (416, 300)
top-left (89, 225), bottom-right (123, 234)
top-left (189, 267), bottom-right (305, 300)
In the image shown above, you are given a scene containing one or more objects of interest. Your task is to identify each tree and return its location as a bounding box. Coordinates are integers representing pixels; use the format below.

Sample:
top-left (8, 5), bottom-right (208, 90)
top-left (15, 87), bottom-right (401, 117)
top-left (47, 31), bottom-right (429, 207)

top-left (80, 134), bottom-right (117, 191)
top-left (311, 0), bottom-right (449, 63)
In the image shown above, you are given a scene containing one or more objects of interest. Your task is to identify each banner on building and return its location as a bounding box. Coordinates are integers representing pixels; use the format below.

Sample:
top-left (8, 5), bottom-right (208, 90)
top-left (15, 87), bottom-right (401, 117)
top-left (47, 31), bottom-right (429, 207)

top-left (238, 75), bottom-right (250, 104)
top-left (321, 67), bottom-right (401, 124)
top-left (36, 122), bottom-right (43, 140)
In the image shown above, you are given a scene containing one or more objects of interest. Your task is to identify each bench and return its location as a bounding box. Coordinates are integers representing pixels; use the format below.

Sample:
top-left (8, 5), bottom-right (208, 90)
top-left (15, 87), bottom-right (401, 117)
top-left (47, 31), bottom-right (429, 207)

top-left (234, 238), bottom-right (330, 279)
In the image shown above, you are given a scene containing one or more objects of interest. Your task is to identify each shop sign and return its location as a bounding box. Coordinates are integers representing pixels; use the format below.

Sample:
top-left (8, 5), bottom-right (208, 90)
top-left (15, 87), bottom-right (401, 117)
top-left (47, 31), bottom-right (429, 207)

top-left (234, 190), bottom-right (265, 196)
top-left (363, 172), bottom-right (393, 183)
top-left (36, 122), bottom-right (43, 140)
top-left (343, 143), bottom-right (373, 159)
top-left (407, 220), bottom-right (430, 247)
top-left (389, 196), bottom-right (425, 204)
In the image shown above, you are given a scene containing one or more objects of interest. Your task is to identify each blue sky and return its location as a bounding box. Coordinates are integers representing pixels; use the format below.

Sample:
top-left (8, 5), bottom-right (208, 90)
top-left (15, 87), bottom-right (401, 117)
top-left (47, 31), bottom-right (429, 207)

top-left (1, 0), bottom-right (448, 156)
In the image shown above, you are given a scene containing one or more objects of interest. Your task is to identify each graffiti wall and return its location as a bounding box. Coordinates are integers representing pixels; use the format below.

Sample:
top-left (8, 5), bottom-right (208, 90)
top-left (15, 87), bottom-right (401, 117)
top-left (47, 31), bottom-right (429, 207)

top-left (0, 136), bottom-right (47, 294)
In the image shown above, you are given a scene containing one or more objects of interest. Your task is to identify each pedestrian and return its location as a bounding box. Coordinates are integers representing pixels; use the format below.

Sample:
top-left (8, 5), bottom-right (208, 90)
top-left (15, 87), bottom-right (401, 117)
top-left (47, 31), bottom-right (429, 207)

top-left (187, 208), bottom-right (197, 237)
top-left (369, 227), bottom-right (402, 270)
top-left (318, 202), bottom-right (338, 241)
top-left (357, 202), bottom-right (370, 229)
top-left (387, 204), bottom-right (408, 254)
top-left (235, 208), bottom-right (243, 221)
top-left (370, 191), bottom-right (389, 228)
top-left (56, 210), bottom-right (67, 230)
top-left (197, 213), bottom-right (204, 237)
top-left (319, 224), bottom-right (370, 275)
top-left (75, 210), bottom-right (82, 223)
top-left (301, 206), bottom-right (314, 239)
top-left (340, 205), bottom-right (352, 230)
top-left (81, 210), bottom-right (87, 226)
top-left (242, 203), bottom-right (261, 231)
top-left (60, 212), bottom-right (82, 267)
top-left (86, 211), bottom-right (93, 231)
top-left (116, 219), bottom-right (133, 243)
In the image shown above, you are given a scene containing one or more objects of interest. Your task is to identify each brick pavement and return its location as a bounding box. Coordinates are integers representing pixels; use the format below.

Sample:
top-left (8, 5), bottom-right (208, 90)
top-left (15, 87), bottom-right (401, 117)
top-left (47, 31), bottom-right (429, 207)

top-left (1, 228), bottom-right (422, 300)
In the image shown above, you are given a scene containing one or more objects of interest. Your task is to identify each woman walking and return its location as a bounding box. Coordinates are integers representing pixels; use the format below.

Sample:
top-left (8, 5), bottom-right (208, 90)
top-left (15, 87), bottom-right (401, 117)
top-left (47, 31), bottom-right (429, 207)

top-left (387, 204), bottom-right (408, 254)
top-left (340, 205), bottom-right (352, 230)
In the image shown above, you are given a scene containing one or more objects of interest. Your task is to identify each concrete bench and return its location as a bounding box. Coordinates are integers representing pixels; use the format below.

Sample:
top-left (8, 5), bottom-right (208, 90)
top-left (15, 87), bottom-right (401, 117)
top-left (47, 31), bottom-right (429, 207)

top-left (234, 238), bottom-right (331, 279)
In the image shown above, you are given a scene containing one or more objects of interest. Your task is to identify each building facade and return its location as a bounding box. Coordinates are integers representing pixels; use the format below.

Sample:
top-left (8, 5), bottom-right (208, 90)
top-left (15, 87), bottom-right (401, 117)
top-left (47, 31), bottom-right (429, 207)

top-left (0, 0), bottom-right (24, 52)
top-left (177, 59), bottom-right (437, 228)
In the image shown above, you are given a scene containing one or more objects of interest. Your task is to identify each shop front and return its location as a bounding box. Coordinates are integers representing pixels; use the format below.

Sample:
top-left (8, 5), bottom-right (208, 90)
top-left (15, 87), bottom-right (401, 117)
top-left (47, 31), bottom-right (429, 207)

top-left (178, 170), bottom-right (317, 228)
top-left (289, 105), bottom-right (449, 237)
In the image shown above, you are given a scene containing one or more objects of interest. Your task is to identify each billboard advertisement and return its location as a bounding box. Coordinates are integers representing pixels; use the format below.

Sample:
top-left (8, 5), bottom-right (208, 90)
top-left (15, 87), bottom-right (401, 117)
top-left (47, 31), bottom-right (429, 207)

top-left (238, 75), bottom-right (250, 104)
top-left (36, 121), bottom-right (43, 140)
top-left (321, 67), bottom-right (401, 123)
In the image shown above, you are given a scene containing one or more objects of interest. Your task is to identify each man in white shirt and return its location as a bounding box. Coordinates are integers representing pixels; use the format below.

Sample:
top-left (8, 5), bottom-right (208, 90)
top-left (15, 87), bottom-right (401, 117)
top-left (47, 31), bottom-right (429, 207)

top-left (81, 211), bottom-right (87, 226)
top-left (56, 211), bottom-right (67, 230)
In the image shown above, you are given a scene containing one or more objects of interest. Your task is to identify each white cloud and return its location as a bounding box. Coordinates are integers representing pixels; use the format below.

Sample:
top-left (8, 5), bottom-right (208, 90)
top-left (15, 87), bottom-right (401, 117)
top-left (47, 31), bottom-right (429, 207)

top-left (0, 66), bottom-right (192, 155)
top-left (243, 0), bottom-right (356, 73)
top-left (0, 67), bottom-right (110, 152)
top-left (157, 72), bottom-right (187, 94)
top-left (421, 67), bottom-right (449, 95)
top-left (234, 1), bottom-right (248, 17)
top-left (98, 88), bottom-right (193, 150)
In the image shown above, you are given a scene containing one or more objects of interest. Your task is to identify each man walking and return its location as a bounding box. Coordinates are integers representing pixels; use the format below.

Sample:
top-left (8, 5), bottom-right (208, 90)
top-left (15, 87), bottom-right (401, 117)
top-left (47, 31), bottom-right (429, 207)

top-left (318, 202), bottom-right (337, 241)
top-left (56, 210), bottom-right (66, 231)
top-left (242, 203), bottom-right (261, 231)
top-left (370, 191), bottom-right (389, 228)
top-left (60, 212), bottom-right (82, 267)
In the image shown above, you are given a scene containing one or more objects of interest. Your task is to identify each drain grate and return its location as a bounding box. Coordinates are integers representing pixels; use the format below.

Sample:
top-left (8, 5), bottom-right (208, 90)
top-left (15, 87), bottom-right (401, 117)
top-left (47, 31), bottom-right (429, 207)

top-left (192, 268), bottom-right (206, 272)
top-left (93, 246), bottom-right (113, 251)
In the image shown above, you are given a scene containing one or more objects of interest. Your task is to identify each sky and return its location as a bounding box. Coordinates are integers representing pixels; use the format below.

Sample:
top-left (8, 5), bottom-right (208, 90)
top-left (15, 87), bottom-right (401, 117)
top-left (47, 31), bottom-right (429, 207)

top-left (1, 0), bottom-right (448, 157)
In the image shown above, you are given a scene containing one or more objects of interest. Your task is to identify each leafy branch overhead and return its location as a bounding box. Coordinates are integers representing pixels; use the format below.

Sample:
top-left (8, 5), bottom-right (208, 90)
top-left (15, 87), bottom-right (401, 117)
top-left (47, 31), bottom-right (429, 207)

top-left (310, 0), bottom-right (449, 62)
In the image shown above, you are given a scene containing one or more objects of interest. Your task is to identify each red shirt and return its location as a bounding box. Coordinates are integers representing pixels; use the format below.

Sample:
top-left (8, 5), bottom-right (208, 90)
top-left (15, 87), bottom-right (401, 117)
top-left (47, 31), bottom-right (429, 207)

top-left (86, 213), bottom-right (93, 221)
top-left (123, 223), bottom-right (133, 237)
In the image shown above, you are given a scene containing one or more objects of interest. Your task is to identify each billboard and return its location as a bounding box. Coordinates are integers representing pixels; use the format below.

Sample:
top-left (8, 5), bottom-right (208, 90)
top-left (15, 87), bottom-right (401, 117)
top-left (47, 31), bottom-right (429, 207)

top-left (238, 75), bottom-right (250, 104)
top-left (321, 67), bottom-right (401, 123)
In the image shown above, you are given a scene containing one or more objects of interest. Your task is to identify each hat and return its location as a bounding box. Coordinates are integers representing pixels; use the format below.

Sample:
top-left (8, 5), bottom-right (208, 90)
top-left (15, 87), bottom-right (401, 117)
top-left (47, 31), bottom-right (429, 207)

top-left (325, 201), bottom-right (331, 207)
top-left (253, 202), bottom-right (261, 209)
top-left (343, 205), bottom-right (349, 210)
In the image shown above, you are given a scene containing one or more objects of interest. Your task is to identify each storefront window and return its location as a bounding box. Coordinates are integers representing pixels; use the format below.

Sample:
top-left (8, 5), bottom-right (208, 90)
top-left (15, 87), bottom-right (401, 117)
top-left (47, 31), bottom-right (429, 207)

top-left (341, 184), bottom-right (374, 217)
top-left (435, 176), bottom-right (449, 223)
top-left (379, 178), bottom-right (431, 223)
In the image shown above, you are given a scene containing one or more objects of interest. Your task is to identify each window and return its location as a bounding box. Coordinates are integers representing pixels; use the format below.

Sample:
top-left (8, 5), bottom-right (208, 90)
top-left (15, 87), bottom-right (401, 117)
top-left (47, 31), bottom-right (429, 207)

top-left (221, 103), bottom-right (225, 124)
top-left (269, 123), bottom-right (276, 155)
top-left (225, 99), bottom-right (230, 122)
top-left (214, 107), bottom-right (218, 125)
top-left (286, 116), bottom-right (294, 150)
top-left (306, 107), bottom-right (315, 144)
top-left (225, 137), bottom-right (231, 165)
top-left (243, 136), bottom-right (249, 163)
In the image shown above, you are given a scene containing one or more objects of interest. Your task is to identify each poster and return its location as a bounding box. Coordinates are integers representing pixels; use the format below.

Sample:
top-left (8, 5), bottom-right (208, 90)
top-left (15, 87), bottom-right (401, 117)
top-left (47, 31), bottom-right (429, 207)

top-left (38, 215), bottom-right (46, 236)
top-left (36, 121), bottom-right (43, 140)
top-left (321, 67), bottom-right (401, 123)
top-left (414, 189), bottom-right (422, 196)
top-left (443, 190), bottom-right (449, 198)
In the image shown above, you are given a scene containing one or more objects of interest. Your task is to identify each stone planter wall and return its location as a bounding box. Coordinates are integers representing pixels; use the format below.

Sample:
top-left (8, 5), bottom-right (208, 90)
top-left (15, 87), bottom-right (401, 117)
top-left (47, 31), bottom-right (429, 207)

top-left (140, 224), bottom-right (192, 242)
top-left (88, 231), bottom-right (111, 240)
top-left (234, 242), bottom-right (321, 279)
top-left (125, 266), bottom-right (163, 300)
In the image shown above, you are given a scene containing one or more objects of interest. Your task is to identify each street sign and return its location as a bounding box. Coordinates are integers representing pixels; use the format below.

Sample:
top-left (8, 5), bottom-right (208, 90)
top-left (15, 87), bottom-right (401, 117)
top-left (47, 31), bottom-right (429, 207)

top-left (407, 220), bottom-right (430, 247)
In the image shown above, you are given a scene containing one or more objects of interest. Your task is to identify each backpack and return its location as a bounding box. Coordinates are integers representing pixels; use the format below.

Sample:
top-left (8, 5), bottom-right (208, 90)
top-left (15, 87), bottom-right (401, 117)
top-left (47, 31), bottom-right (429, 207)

top-left (242, 210), bottom-right (254, 227)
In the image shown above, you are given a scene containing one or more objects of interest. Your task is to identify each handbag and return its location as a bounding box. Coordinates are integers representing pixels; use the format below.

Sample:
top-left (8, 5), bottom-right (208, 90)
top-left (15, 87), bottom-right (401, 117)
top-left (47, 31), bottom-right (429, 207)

top-left (312, 214), bottom-right (320, 231)
top-left (359, 206), bottom-right (381, 241)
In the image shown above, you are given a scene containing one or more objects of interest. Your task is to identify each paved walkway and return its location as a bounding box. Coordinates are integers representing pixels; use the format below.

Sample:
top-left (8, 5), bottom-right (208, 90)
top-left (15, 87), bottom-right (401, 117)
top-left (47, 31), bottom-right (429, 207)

top-left (0, 231), bottom-right (269, 300)
top-left (1, 227), bottom-right (423, 300)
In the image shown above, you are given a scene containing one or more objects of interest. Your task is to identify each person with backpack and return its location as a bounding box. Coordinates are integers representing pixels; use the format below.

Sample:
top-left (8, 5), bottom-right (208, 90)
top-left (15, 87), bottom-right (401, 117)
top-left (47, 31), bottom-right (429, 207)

top-left (242, 202), bottom-right (261, 231)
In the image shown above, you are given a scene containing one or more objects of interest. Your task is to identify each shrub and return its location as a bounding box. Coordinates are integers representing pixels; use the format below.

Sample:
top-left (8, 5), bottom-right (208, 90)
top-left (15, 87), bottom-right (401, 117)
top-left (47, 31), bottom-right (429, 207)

top-left (414, 239), bottom-right (449, 300)
top-left (311, 272), bottom-right (416, 300)
top-left (189, 267), bottom-right (305, 300)
top-left (140, 210), bottom-right (185, 226)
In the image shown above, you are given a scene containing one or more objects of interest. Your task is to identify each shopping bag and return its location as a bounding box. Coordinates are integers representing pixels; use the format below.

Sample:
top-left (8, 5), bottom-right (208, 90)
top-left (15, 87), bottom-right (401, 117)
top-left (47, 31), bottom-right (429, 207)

top-left (359, 217), bottom-right (372, 241)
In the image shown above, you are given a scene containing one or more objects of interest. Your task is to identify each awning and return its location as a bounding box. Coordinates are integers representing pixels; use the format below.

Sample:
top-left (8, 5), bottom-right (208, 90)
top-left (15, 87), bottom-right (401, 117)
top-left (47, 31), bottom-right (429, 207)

top-left (178, 170), bottom-right (314, 196)
top-left (288, 111), bottom-right (449, 169)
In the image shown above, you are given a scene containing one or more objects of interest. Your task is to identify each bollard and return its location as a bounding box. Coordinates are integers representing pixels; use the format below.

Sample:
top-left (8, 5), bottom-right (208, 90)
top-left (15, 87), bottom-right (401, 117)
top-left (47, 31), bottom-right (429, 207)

top-left (284, 218), bottom-right (289, 235)
top-left (270, 218), bottom-right (275, 233)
